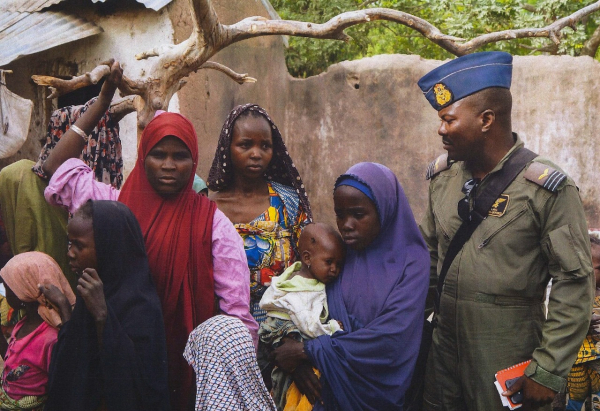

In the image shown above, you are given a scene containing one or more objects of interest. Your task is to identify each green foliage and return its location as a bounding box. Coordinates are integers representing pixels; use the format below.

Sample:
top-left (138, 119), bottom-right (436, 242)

top-left (271, 0), bottom-right (600, 77)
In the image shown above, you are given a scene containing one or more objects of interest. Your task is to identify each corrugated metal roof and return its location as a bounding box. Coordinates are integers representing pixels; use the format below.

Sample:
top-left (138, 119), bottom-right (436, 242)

top-left (0, 0), bottom-right (173, 12)
top-left (0, 10), bottom-right (103, 67)
top-left (91, 0), bottom-right (173, 12)
top-left (134, 0), bottom-right (173, 11)
top-left (0, 0), bottom-right (63, 13)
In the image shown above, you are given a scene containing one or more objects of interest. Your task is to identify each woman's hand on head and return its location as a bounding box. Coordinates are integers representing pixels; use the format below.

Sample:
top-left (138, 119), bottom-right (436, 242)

top-left (39, 283), bottom-right (72, 323)
top-left (77, 268), bottom-right (107, 323)
top-left (271, 338), bottom-right (307, 374)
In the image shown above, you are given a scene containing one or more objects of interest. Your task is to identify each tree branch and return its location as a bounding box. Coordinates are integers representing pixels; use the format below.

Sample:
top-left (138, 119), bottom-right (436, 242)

top-left (118, 74), bottom-right (148, 97)
top-left (32, 64), bottom-right (147, 101)
top-left (31, 65), bottom-right (111, 99)
top-left (220, 2), bottom-right (600, 56)
top-left (457, 1), bottom-right (600, 54)
top-left (581, 23), bottom-right (600, 56)
top-left (108, 95), bottom-right (144, 123)
top-left (521, 4), bottom-right (537, 13)
top-left (189, 0), bottom-right (222, 47)
top-left (221, 9), bottom-right (464, 54)
top-left (199, 61), bottom-right (257, 84)
top-left (518, 43), bottom-right (559, 54)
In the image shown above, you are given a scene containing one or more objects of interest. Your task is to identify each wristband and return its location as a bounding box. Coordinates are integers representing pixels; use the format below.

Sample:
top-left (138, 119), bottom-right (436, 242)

top-left (70, 124), bottom-right (89, 143)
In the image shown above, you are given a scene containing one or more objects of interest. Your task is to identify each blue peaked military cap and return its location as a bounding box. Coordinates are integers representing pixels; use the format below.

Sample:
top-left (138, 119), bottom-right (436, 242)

top-left (418, 51), bottom-right (513, 111)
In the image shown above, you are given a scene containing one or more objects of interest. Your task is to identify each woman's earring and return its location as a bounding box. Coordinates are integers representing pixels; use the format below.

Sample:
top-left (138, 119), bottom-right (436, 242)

top-left (307, 264), bottom-right (311, 269)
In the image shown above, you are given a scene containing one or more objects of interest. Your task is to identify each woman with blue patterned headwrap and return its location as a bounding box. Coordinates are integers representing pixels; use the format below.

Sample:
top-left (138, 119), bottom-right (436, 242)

top-left (208, 104), bottom-right (312, 326)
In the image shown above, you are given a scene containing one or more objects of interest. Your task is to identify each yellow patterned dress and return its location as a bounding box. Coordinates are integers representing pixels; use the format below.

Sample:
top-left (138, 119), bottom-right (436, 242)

top-left (566, 295), bottom-right (600, 410)
top-left (235, 182), bottom-right (309, 324)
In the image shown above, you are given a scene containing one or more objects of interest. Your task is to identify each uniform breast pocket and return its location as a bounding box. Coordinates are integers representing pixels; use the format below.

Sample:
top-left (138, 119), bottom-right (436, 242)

top-left (475, 204), bottom-right (531, 250)
top-left (472, 205), bottom-right (540, 294)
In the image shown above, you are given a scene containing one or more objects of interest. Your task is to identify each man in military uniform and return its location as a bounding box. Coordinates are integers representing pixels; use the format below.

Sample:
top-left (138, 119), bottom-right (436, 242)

top-left (418, 51), bottom-right (594, 410)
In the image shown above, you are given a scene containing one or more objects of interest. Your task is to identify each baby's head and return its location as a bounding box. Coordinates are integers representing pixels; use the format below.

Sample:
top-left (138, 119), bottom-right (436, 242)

top-left (298, 223), bottom-right (345, 284)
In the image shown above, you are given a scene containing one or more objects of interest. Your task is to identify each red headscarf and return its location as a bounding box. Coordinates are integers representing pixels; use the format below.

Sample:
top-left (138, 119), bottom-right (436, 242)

top-left (118, 112), bottom-right (216, 410)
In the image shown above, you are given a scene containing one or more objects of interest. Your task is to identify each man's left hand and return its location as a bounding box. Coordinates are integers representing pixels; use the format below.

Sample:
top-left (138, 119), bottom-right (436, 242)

top-left (503, 375), bottom-right (556, 410)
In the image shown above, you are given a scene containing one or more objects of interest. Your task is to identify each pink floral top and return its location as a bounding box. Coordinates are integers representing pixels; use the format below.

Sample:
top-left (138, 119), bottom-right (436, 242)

top-left (45, 159), bottom-right (259, 346)
top-left (2, 319), bottom-right (57, 399)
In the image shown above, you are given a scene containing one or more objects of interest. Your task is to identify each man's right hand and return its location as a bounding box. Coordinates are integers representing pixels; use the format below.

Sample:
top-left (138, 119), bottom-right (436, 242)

top-left (503, 375), bottom-right (556, 410)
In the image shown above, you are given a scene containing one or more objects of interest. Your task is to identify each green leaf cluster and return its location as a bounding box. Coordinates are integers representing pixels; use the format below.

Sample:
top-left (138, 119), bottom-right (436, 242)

top-left (271, 0), bottom-right (600, 77)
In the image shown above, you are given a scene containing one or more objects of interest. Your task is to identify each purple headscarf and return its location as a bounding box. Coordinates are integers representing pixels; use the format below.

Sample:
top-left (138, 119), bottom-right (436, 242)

top-left (305, 162), bottom-right (430, 411)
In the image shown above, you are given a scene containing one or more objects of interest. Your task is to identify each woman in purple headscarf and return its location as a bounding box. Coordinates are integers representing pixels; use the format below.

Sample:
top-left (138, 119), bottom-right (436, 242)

top-left (272, 162), bottom-right (430, 411)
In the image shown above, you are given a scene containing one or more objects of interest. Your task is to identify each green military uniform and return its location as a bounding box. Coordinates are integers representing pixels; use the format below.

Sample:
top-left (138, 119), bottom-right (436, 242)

top-left (420, 136), bottom-right (594, 411)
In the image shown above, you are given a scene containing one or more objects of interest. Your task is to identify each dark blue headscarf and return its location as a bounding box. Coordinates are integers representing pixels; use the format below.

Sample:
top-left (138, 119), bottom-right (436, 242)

top-left (305, 162), bottom-right (430, 411)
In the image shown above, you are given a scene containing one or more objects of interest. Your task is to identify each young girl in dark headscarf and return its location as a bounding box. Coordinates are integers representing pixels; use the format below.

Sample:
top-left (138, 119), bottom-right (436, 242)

top-left (41, 200), bottom-right (170, 411)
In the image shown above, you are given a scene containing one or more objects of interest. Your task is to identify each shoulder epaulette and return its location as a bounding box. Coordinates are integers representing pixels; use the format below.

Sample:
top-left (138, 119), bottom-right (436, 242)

top-left (426, 153), bottom-right (453, 180)
top-left (523, 161), bottom-right (567, 192)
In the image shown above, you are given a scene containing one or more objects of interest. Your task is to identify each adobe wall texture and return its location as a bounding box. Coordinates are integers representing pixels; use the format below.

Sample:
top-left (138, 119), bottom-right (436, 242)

top-left (174, 1), bottom-right (600, 227)
top-left (3, 0), bottom-right (598, 228)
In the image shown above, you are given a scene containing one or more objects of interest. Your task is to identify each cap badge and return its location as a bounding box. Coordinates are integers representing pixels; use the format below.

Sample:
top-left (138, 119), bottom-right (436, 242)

top-left (433, 83), bottom-right (452, 107)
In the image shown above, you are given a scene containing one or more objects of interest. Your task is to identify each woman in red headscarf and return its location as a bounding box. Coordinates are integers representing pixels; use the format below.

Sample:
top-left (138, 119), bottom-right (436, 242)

top-left (42, 62), bottom-right (257, 411)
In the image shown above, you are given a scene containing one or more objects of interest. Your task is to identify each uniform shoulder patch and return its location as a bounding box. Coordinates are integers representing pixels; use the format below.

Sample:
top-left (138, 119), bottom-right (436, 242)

top-left (426, 153), bottom-right (452, 180)
top-left (523, 161), bottom-right (567, 192)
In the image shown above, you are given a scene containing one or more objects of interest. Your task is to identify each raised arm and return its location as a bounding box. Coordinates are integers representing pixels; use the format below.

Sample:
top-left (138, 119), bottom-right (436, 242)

top-left (42, 61), bottom-right (122, 179)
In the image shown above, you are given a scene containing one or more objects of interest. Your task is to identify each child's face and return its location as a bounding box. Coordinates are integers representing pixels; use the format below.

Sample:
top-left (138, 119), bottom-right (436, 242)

top-left (592, 244), bottom-right (600, 287)
top-left (67, 214), bottom-right (97, 277)
top-left (334, 185), bottom-right (381, 251)
top-left (230, 116), bottom-right (273, 181)
top-left (308, 237), bottom-right (345, 285)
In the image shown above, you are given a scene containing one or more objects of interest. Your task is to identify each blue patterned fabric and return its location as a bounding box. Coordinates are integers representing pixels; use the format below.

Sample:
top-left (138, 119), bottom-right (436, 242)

top-left (237, 182), bottom-right (309, 324)
top-left (184, 315), bottom-right (276, 411)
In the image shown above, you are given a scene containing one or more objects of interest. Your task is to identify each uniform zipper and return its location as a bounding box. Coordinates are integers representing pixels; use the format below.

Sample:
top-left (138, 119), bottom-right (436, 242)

top-left (478, 206), bottom-right (528, 249)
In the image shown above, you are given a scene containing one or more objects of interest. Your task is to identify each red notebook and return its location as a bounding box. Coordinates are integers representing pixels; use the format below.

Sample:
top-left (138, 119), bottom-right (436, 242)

top-left (494, 360), bottom-right (531, 410)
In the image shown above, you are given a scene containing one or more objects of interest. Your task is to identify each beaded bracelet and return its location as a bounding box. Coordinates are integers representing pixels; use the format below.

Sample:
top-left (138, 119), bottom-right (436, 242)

top-left (70, 124), bottom-right (89, 143)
